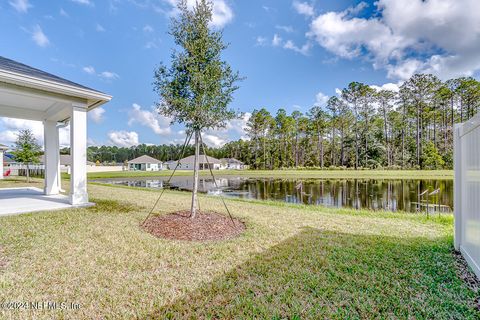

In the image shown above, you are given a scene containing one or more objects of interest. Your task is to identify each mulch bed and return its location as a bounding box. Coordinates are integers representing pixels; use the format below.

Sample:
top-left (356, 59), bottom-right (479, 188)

top-left (142, 211), bottom-right (245, 241)
top-left (453, 249), bottom-right (480, 310)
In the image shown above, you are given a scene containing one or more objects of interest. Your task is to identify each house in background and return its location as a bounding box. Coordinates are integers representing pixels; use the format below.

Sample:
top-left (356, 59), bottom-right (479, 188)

top-left (164, 160), bottom-right (177, 170)
top-left (220, 158), bottom-right (245, 170)
top-left (178, 155), bottom-right (221, 170)
top-left (128, 155), bottom-right (163, 171)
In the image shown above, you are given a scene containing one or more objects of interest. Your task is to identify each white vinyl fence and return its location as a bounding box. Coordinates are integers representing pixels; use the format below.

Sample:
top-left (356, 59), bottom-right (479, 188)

top-left (454, 113), bottom-right (480, 278)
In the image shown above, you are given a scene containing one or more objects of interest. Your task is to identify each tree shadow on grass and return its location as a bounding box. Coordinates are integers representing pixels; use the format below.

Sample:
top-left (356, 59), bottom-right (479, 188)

top-left (147, 228), bottom-right (479, 319)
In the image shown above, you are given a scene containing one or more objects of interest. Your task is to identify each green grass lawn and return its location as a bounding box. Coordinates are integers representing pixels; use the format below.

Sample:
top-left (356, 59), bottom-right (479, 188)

top-left (0, 178), bottom-right (475, 319)
top-left (87, 169), bottom-right (454, 180)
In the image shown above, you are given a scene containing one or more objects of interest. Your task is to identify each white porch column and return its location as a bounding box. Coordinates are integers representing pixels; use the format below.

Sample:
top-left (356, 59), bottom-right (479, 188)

top-left (70, 105), bottom-right (88, 205)
top-left (44, 120), bottom-right (60, 195)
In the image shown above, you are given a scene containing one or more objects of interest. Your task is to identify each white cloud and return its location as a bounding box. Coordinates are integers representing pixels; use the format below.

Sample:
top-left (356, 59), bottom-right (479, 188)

top-left (293, 1), bottom-right (314, 17)
top-left (71, 0), bottom-right (94, 6)
top-left (270, 34), bottom-right (311, 55)
top-left (198, 112), bottom-right (251, 147)
top-left (83, 66), bottom-right (119, 80)
top-left (60, 8), bottom-right (69, 17)
top-left (143, 25), bottom-right (154, 32)
top-left (99, 71), bottom-right (119, 80)
top-left (0, 118), bottom-right (70, 147)
top-left (224, 112), bottom-right (251, 135)
top-left (276, 25), bottom-right (294, 33)
top-left (164, 0), bottom-right (234, 28)
top-left (272, 34), bottom-right (282, 47)
top-left (202, 133), bottom-right (226, 147)
top-left (255, 36), bottom-right (267, 46)
top-left (32, 25), bottom-right (50, 47)
top-left (83, 66), bottom-right (96, 74)
top-left (308, 0), bottom-right (480, 80)
top-left (96, 23), bottom-right (106, 32)
top-left (144, 38), bottom-right (161, 49)
top-left (108, 131), bottom-right (139, 147)
top-left (370, 82), bottom-right (400, 92)
top-left (309, 10), bottom-right (406, 61)
top-left (283, 40), bottom-right (311, 56)
top-left (128, 103), bottom-right (172, 135)
top-left (9, 0), bottom-right (31, 13)
top-left (315, 92), bottom-right (329, 106)
top-left (88, 107), bottom-right (105, 124)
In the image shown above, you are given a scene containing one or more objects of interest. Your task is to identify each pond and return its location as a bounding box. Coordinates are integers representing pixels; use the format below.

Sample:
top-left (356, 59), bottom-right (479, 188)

top-left (94, 176), bottom-right (453, 213)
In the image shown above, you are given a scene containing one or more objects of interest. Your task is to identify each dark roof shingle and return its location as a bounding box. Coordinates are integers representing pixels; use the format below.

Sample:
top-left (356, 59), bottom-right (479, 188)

top-left (0, 56), bottom-right (103, 94)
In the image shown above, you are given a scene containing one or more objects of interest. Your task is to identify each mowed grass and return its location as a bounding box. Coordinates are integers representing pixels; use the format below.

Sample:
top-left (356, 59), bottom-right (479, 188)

top-left (87, 169), bottom-right (454, 180)
top-left (0, 179), bottom-right (476, 319)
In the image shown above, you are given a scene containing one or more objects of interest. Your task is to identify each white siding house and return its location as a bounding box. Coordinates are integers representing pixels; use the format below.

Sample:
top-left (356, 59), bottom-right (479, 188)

top-left (220, 158), bottom-right (245, 170)
top-left (128, 155), bottom-right (163, 171)
top-left (178, 155), bottom-right (221, 170)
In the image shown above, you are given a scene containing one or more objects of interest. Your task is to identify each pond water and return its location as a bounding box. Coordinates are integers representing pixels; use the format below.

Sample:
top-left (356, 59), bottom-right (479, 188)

top-left (95, 176), bottom-right (453, 213)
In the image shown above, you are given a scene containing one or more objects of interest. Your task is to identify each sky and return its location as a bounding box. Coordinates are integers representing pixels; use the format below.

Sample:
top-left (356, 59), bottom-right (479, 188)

top-left (1, 0), bottom-right (480, 148)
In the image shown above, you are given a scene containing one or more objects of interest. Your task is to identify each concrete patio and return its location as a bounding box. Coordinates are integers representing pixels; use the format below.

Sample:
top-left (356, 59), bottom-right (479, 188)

top-left (0, 187), bottom-right (92, 216)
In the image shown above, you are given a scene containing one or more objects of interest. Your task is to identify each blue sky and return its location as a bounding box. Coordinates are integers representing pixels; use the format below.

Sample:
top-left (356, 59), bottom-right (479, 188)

top-left (1, 0), bottom-right (479, 148)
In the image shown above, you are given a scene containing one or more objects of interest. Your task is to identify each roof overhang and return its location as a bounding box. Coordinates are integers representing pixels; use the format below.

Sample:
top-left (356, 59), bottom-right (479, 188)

top-left (0, 69), bottom-right (112, 122)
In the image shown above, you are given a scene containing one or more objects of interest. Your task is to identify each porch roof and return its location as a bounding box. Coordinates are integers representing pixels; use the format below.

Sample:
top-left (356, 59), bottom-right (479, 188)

top-left (0, 56), bottom-right (111, 122)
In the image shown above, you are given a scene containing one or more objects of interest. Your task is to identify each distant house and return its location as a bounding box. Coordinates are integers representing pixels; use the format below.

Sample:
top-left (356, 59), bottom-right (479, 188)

top-left (128, 155), bottom-right (163, 171)
top-left (164, 160), bottom-right (177, 170)
top-left (220, 158), bottom-right (245, 170)
top-left (178, 155), bottom-right (221, 170)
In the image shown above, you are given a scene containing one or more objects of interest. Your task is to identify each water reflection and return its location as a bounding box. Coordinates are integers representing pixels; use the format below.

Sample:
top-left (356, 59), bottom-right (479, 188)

top-left (97, 177), bottom-right (453, 213)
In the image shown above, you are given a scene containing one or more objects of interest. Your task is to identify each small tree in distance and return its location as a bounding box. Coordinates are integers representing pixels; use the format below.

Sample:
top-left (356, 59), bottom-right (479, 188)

top-left (12, 129), bottom-right (41, 183)
top-left (153, 0), bottom-right (242, 218)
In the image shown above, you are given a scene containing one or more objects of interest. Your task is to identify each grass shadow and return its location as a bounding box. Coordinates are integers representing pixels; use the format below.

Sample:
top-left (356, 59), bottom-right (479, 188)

top-left (148, 228), bottom-right (478, 319)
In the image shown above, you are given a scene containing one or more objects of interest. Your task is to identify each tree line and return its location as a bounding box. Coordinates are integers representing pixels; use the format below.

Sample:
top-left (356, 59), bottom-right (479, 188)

top-left (88, 73), bottom-right (479, 170)
top-left (238, 74), bottom-right (480, 170)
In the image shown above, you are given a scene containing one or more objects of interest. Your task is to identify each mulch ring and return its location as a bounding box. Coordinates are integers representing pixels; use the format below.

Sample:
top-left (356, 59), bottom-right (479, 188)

top-left (142, 211), bottom-right (245, 242)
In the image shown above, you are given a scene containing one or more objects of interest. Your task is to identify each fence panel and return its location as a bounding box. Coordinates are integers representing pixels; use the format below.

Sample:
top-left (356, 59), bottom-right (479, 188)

top-left (455, 114), bottom-right (480, 278)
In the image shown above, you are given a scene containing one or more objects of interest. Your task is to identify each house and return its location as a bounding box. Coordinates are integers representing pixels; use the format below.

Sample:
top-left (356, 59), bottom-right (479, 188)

top-left (220, 158), bottom-right (245, 170)
top-left (178, 155), bottom-right (221, 170)
top-left (128, 155), bottom-right (163, 171)
top-left (164, 160), bottom-right (177, 170)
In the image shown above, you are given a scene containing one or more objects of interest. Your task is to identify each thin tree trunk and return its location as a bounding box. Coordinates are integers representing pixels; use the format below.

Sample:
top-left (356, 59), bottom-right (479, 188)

top-left (190, 130), bottom-right (200, 218)
top-left (263, 137), bottom-right (267, 170)
top-left (382, 106), bottom-right (389, 167)
top-left (26, 163), bottom-right (30, 183)
top-left (354, 102), bottom-right (359, 170)
top-left (416, 103), bottom-right (421, 167)
top-left (331, 127), bottom-right (336, 166)
top-left (318, 132), bottom-right (324, 168)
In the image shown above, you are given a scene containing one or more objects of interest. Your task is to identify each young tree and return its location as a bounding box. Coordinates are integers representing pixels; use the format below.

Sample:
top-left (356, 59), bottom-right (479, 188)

top-left (153, 0), bottom-right (242, 218)
top-left (12, 129), bottom-right (41, 182)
